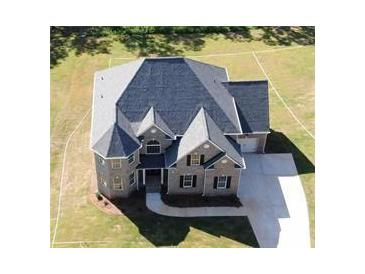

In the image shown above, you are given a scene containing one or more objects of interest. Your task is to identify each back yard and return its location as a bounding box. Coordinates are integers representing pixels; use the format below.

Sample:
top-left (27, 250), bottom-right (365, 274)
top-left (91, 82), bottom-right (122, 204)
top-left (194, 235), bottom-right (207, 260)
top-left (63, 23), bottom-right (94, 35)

top-left (50, 27), bottom-right (315, 247)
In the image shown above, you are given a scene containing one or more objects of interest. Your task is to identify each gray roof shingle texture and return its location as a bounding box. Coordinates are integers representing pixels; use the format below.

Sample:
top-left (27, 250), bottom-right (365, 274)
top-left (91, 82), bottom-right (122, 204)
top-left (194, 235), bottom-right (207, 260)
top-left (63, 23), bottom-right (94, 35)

top-left (116, 58), bottom-right (241, 135)
top-left (91, 57), bottom-right (269, 158)
top-left (92, 123), bottom-right (141, 158)
top-left (222, 81), bottom-right (269, 133)
top-left (138, 154), bottom-right (166, 169)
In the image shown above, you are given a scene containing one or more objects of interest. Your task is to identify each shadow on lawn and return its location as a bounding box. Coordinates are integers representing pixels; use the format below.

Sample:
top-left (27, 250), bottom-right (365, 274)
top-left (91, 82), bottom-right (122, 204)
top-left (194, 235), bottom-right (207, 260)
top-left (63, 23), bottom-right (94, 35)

top-left (112, 192), bottom-right (258, 247)
top-left (265, 129), bottom-right (315, 174)
top-left (50, 26), bottom-right (314, 68)
top-left (257, 26), bottom-right (315, 47)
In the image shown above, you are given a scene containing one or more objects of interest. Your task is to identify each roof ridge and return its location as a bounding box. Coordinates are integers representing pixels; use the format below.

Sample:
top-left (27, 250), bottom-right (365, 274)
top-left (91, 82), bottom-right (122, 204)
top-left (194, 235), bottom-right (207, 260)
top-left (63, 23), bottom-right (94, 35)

top-left (184, 58), bottom-right (241, 133)
top-left (116, 58), bottom-right (145, 107)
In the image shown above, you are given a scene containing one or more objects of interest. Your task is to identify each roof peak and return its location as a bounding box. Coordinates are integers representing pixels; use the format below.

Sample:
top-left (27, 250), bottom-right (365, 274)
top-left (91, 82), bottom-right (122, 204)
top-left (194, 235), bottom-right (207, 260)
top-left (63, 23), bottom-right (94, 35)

top-left (136, 106), bottom-right (175, 138)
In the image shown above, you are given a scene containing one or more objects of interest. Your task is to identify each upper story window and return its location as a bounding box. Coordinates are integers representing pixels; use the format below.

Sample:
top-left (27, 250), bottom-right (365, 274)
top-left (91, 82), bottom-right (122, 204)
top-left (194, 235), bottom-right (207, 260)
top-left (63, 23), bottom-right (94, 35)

top-left (128, 153), bottom-right (135, 165)
top-left (146, 140), bottom-right (160, 154)
top-left (187, 154), bottom-right (204, 166)
top-left (111, 159), bottom-right (122, 169)
top-left (113, 176), bottom-right (123, 190)
top-left (191, 154), bottom-right (200, 165)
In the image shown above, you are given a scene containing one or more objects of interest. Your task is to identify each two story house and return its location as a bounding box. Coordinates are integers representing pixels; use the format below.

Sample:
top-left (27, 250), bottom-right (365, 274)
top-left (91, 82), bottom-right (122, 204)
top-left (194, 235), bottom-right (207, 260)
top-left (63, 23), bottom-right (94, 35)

top-left (90, 57), bottom-right (269, 199)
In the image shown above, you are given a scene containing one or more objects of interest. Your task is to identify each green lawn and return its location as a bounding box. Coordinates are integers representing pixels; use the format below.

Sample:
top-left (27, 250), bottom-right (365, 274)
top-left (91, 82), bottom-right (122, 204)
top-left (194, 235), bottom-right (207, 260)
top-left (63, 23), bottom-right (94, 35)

top-left (51, 32), bottom-right (315, 247)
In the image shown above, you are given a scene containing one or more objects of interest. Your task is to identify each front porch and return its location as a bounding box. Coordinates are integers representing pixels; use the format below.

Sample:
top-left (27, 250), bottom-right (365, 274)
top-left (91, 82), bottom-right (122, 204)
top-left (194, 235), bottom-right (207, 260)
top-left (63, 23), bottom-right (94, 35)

top-left (137, 154), bottom-right (167, 193)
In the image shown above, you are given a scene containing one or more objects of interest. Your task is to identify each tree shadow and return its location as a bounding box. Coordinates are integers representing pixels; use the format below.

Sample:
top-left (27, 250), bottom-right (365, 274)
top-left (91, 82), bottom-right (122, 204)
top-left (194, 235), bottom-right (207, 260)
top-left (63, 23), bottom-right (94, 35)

top-left (255, 26), bottom-right (315, 46)
top-left (50, 27), bottom-right (112, 68)
top-left (265, 129), bottom-right (315, 174)
top-left (51, 26), bottom-right (314, 68)
top-left (116, 32), bottom-right (206, 57)
top-left (111, 191), bottom-right (258, 247)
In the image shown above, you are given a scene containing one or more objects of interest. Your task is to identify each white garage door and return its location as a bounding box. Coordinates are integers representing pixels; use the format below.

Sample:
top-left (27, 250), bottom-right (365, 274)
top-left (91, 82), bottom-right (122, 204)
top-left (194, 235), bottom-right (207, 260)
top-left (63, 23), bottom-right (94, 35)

top-left (240, 138), bottom-right (259, 153)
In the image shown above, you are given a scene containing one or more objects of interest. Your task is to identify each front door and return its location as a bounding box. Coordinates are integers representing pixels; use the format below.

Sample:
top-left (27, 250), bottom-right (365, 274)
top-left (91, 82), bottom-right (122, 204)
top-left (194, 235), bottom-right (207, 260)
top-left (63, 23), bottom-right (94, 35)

top-left (145, 169), bottom-right (161, 192)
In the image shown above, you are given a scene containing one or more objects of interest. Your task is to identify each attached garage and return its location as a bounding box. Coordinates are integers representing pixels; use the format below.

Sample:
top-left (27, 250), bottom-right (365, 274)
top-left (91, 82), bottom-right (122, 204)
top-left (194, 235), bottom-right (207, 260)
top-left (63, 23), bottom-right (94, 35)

top-left (240, 137), bottom-right (259, 153)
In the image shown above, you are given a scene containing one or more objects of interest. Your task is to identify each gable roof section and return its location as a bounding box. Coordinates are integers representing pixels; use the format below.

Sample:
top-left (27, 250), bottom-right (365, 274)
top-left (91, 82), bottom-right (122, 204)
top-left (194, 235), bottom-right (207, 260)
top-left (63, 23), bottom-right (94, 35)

top-left (136, 106), bottom-right (175, 138)
top-left (222, 80), bottom-right (269, 133)
top-left (90, 58), bottom-right (144, 147)
top-left (92, 123), bottom-right (141, 158)
top-left (116, 57), bottom-right (242, 135)
top-left (203, 108), bottom-right (244, 167)
top-left (165, 108), bottom-right (244, 167)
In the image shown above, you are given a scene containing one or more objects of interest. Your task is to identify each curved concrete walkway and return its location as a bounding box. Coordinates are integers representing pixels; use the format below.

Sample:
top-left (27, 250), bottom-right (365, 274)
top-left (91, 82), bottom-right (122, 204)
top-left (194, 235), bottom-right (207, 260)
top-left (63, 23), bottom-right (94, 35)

top-left (146, 193), bottom-right (248, 217)
top-left (145, 153), bottom-right (311, 248)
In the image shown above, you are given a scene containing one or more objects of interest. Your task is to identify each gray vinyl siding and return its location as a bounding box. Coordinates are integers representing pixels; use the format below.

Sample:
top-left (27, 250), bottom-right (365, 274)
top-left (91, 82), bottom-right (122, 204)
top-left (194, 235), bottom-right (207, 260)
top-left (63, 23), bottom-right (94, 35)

top-left (204, 155), bottom-right (241, 196)
top-left (167, 142), bottom-right (220, 195)
top-left (140, 125), bottom-right (173, 155)
top-left (94, 151), bottom-right (140, 199)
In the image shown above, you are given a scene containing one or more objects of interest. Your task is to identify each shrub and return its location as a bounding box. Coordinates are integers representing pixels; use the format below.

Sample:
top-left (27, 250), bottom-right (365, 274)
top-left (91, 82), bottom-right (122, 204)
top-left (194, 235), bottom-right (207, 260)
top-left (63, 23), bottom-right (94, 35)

top-left (95, 191), bottom-right (103, 201)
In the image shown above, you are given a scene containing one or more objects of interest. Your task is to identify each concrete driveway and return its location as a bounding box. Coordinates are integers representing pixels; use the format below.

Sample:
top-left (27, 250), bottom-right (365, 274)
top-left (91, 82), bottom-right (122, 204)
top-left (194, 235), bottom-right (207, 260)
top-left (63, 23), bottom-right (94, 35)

top-left (238, 153), bottom-right (310, 248)
top-left (146, 153), bottom-right (310, 248)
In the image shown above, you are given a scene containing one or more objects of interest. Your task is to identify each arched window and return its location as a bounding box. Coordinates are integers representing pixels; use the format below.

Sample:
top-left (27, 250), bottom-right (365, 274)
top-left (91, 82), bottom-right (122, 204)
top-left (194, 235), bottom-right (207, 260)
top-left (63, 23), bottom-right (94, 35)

top-left (146, 140), bottom-right (160, 154)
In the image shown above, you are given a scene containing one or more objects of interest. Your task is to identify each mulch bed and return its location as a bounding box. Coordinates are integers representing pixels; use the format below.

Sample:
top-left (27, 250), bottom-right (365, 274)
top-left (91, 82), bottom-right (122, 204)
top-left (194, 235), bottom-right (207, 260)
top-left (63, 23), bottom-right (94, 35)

top-left (161, 193), bottom-right (243, 208)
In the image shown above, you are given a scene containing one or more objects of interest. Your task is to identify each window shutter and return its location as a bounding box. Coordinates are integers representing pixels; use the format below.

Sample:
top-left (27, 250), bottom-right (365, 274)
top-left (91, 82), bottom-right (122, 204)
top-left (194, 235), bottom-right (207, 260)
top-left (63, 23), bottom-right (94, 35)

top-left (226, 176), bottom-right (232, 188)
top-left (186, 155), bottom-right (191, 166)
top-left (180, 176), bottom-right (184, 188)
top-left (200, 155), bottom-right (205, 164)
top-left (193, 175), bottom-right (197, 187)
top-left (213, 177), bottom-right (218, 189)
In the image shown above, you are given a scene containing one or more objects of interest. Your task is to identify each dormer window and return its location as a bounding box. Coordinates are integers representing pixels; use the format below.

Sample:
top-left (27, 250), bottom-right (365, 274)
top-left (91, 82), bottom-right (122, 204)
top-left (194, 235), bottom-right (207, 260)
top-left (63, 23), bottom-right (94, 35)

top-left (146, 140), bottom-right (160, 154)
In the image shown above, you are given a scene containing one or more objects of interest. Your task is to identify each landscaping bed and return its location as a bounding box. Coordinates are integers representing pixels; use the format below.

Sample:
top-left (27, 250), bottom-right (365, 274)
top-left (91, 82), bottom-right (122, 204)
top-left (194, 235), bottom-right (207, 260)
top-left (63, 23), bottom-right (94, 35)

top-left (161, 193), bottom-right (242, 208)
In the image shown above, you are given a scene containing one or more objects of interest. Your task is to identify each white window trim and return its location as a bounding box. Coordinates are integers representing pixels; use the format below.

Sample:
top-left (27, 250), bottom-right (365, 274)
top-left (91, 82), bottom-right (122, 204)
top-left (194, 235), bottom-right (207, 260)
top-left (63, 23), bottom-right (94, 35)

top-left (113, 176), bottom-right (123, 191)
top-left (129, 171), bottom-right (136, 185)
top-left (128, 154), bottom-right (135, 165)
top-left (217, 176), bottom-right (227, 189)
top-left (146, 140), bottom-right (161, 154)
top-left (111, 159), bottom-right (122, 169)
top-left (183, 175), bottom-right (193, 188)
top-left (190, 154), bottom-right (200, 165)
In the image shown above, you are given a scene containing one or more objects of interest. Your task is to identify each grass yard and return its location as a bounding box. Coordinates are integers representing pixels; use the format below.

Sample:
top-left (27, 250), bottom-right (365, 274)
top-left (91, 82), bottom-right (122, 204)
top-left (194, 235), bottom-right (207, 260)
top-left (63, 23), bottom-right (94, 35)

top-left (50, 30), bottom-right (315, 247)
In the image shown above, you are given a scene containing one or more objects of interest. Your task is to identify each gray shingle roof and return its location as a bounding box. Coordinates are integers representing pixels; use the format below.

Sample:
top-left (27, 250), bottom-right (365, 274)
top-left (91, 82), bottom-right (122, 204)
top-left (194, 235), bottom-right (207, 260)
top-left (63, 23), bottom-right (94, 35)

top-left (138, 154), bottom-right (166, 169)
top-left (90, 59), bottom-right (144, 147)
top-left (92, 123), bottom-right (141, 158)
top-left (90, 57), bottom-right (269, 159)
top-left (202, 152), bottom-right (225, 169)
top-left (116, 57), bottom-right (241, 135)
top-left (222, 80), bottom-right (269, 133)
top-left (165, 108), bottom-right (244, 167)
top-left (137, 106), bottom-right (175, 138)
